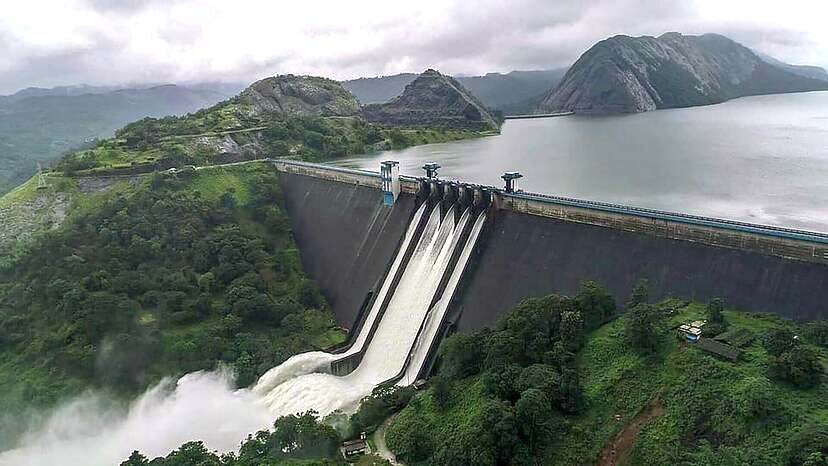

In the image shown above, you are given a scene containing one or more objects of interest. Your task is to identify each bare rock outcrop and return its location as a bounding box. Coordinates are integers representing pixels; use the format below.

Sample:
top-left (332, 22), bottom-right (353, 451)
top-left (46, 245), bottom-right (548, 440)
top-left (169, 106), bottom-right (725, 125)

top-left (240, 75), bottom-right (361, 117)
top-left (537, 32), bottom-right (828, 114)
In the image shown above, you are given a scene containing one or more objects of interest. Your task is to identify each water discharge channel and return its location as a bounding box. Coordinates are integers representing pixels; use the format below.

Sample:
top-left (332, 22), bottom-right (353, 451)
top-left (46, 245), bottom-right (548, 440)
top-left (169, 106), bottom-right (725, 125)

top-left (253, 199), bottom-right (486, 418)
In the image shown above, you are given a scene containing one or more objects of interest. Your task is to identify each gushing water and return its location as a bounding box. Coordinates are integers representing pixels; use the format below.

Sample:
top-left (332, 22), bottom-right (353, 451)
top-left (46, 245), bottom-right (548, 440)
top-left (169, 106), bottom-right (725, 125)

top-left (0, 202), bottom-right (486, 465)
top-left (399, 209), bottom-right (485, 385)
top-left (0, 370), bottom-right (272, 466)
top-left (256, 202), bottom-right (477, 418)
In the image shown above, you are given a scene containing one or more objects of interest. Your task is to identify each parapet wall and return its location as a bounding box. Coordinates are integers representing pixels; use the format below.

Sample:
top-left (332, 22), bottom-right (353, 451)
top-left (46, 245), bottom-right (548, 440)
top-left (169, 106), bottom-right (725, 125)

top-left (272, 159), bottom-right (419, 194)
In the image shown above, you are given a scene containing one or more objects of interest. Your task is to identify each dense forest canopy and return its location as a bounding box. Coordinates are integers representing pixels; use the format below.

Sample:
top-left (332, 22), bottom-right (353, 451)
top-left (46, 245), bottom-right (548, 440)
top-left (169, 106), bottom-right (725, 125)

top-left (384, 284), bottom-right (828, 466)
top-left (0, 164), bottom-right (344, 448)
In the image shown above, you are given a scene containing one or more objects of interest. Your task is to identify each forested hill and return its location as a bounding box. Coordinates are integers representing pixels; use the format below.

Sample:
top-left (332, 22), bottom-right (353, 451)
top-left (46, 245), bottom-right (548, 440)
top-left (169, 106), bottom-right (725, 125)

top-left (54, 73), bottom-right (489, 177)
top-left (538, 32), bottom-right (828, 114)
top-left (0, 163), bottom-right (345, 450)
top-left (0, 83), bottom-right (241, 196)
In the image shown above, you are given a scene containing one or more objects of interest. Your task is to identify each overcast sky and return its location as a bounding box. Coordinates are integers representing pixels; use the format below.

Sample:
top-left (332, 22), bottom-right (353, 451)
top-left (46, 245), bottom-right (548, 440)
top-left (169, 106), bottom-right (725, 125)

top-left (1, 0), bottom-right (826, 94)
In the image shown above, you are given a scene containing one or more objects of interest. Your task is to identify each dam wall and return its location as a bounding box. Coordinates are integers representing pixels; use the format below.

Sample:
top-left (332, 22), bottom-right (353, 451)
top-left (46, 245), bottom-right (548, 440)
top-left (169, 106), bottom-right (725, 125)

top-left (276, 167), bottom-right (416, 329)
top-left (454, 209), bottom-right (828, 331)
top-left (273, 160), bottom-right (828, 333)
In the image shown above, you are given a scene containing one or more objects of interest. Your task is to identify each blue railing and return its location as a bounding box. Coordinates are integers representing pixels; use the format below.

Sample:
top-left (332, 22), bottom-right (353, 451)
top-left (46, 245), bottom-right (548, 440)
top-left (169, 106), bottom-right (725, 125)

top-left (506, 190), bottom-right (828, 244)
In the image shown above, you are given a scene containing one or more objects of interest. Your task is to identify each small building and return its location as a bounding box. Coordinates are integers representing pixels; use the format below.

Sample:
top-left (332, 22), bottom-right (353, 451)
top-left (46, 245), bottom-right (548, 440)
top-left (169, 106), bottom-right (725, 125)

top-left (341, 437), bottom-right (369, 459)
top-left (677, 320), bottom-right (706, 342)
top-left (713, 328), bottom-right (756, 348)
top-left (696, 337), bottom-right (740, 362)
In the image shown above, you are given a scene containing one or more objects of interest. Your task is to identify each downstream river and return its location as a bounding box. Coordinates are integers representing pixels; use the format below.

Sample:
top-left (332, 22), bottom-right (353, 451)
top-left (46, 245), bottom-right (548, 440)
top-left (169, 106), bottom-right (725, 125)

top-left (335, 91), bottom-right (828, 233)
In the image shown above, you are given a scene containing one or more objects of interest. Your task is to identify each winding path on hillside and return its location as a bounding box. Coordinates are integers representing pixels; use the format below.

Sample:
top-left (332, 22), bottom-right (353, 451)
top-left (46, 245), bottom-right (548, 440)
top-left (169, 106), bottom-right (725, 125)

top-left (373, 413), bottom-right (404, 466)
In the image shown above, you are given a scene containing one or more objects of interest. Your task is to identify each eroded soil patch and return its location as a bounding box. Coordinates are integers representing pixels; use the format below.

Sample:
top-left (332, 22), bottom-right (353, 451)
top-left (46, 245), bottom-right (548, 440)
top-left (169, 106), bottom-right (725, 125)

top-left (597, 396), bottom-right (664, 466)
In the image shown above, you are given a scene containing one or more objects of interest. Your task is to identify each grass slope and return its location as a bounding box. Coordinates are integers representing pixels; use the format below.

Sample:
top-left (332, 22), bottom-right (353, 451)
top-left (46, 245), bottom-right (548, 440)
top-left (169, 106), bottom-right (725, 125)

top-left (55, 92), bottom-right (490, 176)
top-left (0, 85), bottom-right (233, 195)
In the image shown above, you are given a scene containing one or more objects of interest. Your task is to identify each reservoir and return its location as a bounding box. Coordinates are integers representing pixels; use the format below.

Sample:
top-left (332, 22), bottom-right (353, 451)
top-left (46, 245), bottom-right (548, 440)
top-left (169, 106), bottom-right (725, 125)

top-left (336, 91), bottom-right (828, 233)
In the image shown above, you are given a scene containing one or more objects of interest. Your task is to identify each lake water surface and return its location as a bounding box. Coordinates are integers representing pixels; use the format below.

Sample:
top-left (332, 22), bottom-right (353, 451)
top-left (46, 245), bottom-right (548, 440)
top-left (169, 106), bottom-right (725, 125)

top-left (335, 91), bottom-right (828, 233)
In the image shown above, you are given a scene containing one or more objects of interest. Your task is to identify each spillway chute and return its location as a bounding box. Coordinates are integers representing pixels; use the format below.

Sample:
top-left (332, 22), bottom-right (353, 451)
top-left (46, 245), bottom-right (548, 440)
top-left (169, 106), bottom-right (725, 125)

top-left (251, 185), bottom-right (488, 419)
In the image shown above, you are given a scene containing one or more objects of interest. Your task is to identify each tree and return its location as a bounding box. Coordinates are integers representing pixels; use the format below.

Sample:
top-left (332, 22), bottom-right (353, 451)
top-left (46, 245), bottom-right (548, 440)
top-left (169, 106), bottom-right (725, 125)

top-left (385, 412), bottom-right (434, 463)
top-left (267, 411), bottom-right (340, 459)
top-left (157, 441), bottom-right (222, 466)
top-left (704, 298), bottom-right (728, 336)
top-left (769, 345), bottom-right (823, 388)
top-left (803, 452), bottom-right (826, 466)
top-left (805, 320), bottom-right (828, 347)
top-left (481, 364), bottom-right (522, 401)
top-left (785, 424), bottom-right (828, 466)
top-left (516, 364), bottom-right (561, 403)
top-left (298, 279), bottom-right (324, 309)
top-left (707, 298), bottom-right (725, 323)
top-left (438, 333), bottom-right (479, 376)
top-left (516, 388), bottom-right (553, 452)
top-left (120, 451), bottom-right (149, 466)
top-left (479, 400), bottom-right (519, 463)
top-left (575, 280), bottom-right (616, 328)
top-left (431, 375), bottom-right (451, 410)
top-left (763, 328), bottom-right (797, 357)
top-left (483, 330), bottom-right (522, 370)
top-left (625, 303), bottom-right (660, 353)
top-left (560, 310), bottom-right (585, 349)
top-left (350, 386), bottom-right (415, 434)
top-left (626, 279), bottom-right (650, 309)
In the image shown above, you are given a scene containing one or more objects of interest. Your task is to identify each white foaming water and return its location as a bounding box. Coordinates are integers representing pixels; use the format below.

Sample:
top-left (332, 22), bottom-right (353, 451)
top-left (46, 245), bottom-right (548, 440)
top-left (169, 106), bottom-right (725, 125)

top-left (399, 209), bottom-right (485, 385)
top-left (0, 370), bottom-right (272, 466)
top-left (253, 351), bottom-right (336, 396)
top-left (1, 202), bottom-right (486, 465)
top-left (256, 202), bottom-right (481, 419)
top-left (335, 202), bottom-right (429, 358)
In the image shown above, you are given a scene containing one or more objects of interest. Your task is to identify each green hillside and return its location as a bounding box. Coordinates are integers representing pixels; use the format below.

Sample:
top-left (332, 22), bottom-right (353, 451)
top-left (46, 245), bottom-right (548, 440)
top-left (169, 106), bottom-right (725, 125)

top-left (385, 288), bottom-right (828, 466)
top-left (55, 77), bottom-right (487, 177)
top-left (0, 163), bottom-right (345, 449)
top-left (0, 85), bottom-right (235, 195)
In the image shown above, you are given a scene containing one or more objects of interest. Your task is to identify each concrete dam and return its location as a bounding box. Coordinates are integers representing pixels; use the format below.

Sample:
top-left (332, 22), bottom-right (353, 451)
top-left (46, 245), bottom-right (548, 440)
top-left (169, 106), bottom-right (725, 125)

top-left (250, 158), bottom-right (828, 416)
top-left (252, 160), bottom-right (488, 416)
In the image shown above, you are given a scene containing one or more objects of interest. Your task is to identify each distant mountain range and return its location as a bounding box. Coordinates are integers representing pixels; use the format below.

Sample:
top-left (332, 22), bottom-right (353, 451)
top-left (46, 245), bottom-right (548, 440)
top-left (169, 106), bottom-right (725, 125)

top-left (537, 32), bottom-right (828, 114)
top-left (755, 52), bottom-right (828, 82)
top-left (0, 83), bottom-right (243, 194)
top-left (2, 31), bottom-right (826, 193)
top-left (342, 69), bottom-right (566, 114)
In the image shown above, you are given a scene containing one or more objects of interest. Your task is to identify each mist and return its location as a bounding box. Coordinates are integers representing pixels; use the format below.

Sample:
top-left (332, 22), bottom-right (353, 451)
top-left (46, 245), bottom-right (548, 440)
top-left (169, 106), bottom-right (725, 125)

top-left (0, 370), bottom-right (272, 466)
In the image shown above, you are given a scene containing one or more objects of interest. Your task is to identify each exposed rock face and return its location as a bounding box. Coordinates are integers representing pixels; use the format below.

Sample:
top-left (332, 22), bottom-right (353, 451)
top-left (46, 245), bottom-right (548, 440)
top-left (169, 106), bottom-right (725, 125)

top-left (241, 75), bottom-right (361, 117)
top-left (362, 69), bottom-right (500, 131)
top-left (537, 33), bottom-right (828, 114)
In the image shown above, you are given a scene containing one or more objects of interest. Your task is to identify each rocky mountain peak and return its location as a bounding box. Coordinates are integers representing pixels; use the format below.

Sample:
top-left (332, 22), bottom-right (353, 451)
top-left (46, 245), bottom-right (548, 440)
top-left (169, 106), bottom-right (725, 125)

top-left (362, 69), bottom-right (500, 131)
top-left (240, 74), bottom-right (360, 117)
top-left (536, 33), bottom-right (828, 114)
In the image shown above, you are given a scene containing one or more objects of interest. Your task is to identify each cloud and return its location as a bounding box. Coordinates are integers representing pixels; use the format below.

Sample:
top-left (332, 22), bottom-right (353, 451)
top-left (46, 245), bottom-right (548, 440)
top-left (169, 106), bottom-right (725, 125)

top-left (0, 0), bottom-right (825, 93)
